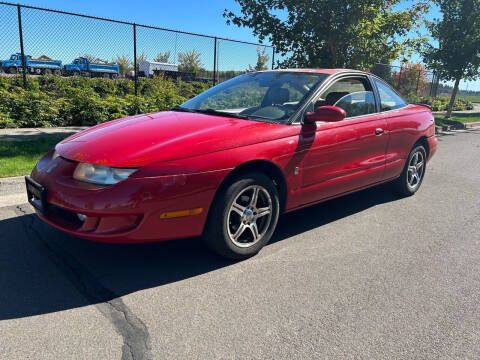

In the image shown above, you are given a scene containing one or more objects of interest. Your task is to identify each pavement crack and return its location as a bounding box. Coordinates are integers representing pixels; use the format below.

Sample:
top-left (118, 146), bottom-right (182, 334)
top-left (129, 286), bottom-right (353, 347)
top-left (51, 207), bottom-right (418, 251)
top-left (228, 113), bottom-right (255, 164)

top-left (15, 205), bottom-right (152, 360)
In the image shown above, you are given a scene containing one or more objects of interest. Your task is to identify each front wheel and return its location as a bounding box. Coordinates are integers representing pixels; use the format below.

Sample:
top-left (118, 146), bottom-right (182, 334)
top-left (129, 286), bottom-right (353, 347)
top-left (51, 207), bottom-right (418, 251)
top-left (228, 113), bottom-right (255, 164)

top-left (203, 172), bottom-right (280, 259)
top-left (394, 144), bottom-right (426, 196)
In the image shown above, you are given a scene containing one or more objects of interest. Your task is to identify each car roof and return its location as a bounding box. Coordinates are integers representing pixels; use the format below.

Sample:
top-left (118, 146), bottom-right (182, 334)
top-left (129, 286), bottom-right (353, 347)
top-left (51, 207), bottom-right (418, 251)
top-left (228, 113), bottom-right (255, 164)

top-left (258, 68), bottom-right (365, 75)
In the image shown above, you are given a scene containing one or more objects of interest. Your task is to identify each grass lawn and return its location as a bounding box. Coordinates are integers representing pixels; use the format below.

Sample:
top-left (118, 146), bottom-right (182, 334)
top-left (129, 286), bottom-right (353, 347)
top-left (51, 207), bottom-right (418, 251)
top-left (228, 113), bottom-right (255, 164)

top-left (435, 113), bottom-right (480, 127)
top-left (459, 95), bottom-right (480, 103)
top-left (0, 135), bottom-right (67, 178)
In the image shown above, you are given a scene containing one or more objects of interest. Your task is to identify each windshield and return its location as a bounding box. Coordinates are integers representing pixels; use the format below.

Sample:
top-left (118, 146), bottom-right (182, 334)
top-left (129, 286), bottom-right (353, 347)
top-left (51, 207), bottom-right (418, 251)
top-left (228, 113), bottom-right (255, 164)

top-left (179, 71), bottom-right (328, 122)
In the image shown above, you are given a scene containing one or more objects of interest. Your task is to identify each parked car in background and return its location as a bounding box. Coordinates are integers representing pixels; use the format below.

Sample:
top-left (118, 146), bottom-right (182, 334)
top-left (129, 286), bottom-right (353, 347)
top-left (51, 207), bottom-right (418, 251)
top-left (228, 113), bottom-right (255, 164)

top-left (1, 53), bottom-right (62, 75)
top-left (26, 69), bottom-right (437, 259)
top-left (64, 57), bottom-right (119, 78)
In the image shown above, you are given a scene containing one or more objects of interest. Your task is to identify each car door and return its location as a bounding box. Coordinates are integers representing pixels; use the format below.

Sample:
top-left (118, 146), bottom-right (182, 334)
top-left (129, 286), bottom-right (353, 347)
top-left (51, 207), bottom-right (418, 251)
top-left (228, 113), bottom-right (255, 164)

top-left (372, 78), bottom-right (416, 180)
top-left (293, 75), bottom-right (389, 207)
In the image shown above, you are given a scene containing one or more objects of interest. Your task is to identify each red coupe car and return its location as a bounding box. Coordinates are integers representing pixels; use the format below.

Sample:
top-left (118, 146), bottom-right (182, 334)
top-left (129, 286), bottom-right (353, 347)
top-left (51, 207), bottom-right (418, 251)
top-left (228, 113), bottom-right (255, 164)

top-left (26, 69), bottom-right (437, 259)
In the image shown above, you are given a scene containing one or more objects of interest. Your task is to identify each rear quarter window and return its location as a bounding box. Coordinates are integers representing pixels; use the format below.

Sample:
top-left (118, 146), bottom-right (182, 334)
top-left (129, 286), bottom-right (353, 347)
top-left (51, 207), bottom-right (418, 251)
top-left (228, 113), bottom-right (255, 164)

top-left (374, 79), bottom-right (407, 111)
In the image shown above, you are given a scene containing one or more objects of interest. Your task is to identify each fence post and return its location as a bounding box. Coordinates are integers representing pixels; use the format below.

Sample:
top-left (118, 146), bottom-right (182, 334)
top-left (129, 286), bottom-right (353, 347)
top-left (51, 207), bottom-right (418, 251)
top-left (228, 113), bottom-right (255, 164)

top-left (415, 70), bottom-right (421, 96)
top-left (429, 72), bottom-right (435, 97)
top-left (16, 5), bottom-right (27, 89)
top-left (271, 48), bottom-right (275, 70)
top-left (397, 65), bottom-right (403, 90)
top-left (213, 37), bottom-right (217, 85)
top-left (133, 23), bottom-right (138, 98)
top-left (433, 73), bottom-right (440, 98)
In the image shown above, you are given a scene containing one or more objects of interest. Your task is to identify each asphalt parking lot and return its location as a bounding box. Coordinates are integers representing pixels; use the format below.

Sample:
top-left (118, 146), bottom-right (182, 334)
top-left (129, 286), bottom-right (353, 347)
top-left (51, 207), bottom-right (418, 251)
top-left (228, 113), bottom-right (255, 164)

top-left (1, 129), bottom-right (479, 360)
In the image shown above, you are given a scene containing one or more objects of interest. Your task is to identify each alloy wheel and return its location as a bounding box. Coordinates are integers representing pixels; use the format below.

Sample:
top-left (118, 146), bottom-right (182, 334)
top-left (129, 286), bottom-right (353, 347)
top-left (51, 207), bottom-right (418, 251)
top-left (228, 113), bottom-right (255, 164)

top-left (227, 185), bottom-right (273, 248)
top-left (407, 150), bottom-right (425, 190)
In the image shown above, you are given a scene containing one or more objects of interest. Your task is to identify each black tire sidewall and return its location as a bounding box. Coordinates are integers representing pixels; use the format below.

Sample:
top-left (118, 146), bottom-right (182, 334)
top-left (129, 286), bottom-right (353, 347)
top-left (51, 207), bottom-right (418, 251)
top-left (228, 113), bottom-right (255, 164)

top-left (398, 145), bottom-right (426, 196)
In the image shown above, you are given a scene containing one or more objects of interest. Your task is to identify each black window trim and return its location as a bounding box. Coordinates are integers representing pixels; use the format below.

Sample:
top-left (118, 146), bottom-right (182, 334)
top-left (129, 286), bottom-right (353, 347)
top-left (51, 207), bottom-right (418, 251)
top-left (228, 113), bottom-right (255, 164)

top-left (370, 75), bottom-right (409, 113)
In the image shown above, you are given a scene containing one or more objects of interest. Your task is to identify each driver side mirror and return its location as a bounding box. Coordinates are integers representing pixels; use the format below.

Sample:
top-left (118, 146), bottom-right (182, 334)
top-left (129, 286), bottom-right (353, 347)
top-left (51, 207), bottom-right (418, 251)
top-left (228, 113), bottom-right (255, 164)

top-left (305, 105), bottom-right (346, 124)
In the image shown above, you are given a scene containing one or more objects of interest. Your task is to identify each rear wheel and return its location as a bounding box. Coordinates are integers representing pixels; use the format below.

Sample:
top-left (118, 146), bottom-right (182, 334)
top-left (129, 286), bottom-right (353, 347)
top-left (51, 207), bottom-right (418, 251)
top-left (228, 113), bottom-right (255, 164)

top-left (394, 144), bottom-right (426, 196)
top-left (53, 69), bottom-right (61, 76)
top-left (8, 67), bottom-right (17, 74)
top-left (203, 172), bottom-right (280, 259)
top-left (34, 68), bottom-right (41, 75)
top-left (43, 68), bottom-right (52, 75)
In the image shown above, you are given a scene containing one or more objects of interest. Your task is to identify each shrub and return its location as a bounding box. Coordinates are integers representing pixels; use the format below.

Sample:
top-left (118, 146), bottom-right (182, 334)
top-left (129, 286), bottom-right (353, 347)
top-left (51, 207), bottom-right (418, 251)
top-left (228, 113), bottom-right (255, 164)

top-left (0, 75), bottom-right (210, 128)
top-left (407, 95), bottom-right (473, 111)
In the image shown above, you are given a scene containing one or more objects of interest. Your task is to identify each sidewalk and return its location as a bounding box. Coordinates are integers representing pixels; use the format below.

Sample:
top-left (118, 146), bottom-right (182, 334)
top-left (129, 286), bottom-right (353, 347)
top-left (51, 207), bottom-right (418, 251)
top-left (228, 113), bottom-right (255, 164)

top-left (0, 176), bottom-right (27, 207)
top-left (0, 126), bottom-right (88, 140)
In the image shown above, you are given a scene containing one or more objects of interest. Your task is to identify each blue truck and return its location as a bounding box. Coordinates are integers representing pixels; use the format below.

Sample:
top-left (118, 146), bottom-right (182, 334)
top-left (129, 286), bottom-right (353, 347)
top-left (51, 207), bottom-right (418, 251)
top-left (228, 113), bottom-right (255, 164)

top-left (1, 53), bottom-right (62, 75)
top-left (64, 57), bottom-right (119, 78)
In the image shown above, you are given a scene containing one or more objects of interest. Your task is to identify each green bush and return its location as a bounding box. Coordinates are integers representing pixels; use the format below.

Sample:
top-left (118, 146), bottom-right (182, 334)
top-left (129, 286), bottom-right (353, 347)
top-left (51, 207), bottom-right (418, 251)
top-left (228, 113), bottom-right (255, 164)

top-left (408, 95), bottom-right (473, 111)
top-left (0, 75), bottom-right (211, 128)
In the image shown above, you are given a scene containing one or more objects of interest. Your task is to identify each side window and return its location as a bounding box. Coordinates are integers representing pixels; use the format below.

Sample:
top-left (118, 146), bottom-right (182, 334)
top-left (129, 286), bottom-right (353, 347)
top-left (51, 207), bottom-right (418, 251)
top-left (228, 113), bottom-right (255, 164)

top-left (314, 77), bottom-right (376, 118)
top-left (374, 79), bottom-right (407, 111)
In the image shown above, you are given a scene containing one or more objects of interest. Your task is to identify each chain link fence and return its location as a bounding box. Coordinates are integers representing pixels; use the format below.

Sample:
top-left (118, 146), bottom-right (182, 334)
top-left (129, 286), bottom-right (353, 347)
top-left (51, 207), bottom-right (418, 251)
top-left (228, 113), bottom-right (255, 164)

top-left (1, 2), bottom-right (447, 106)
top-left (370, 63), bottom-right (440, 99)
top-left (0, 2), bottom-right (275, 93)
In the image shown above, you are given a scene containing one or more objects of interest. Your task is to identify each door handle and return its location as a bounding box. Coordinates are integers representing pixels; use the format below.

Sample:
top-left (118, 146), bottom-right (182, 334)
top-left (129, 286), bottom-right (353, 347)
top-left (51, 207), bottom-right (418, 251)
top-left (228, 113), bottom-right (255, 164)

top-left (375, 128), bottom-right (384, 135)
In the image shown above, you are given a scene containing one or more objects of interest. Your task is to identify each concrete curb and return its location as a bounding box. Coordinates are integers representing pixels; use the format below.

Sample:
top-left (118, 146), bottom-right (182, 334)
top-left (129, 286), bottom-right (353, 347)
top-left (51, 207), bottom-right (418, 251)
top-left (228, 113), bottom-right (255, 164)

top-left (0, 175), bottom-right (25, 185)
top-left (435, 121), bottom-right (480, 134)
top-left (0, 126), bottom-right (88, 140)
top-left (0, 176), bottom-right (27, 207)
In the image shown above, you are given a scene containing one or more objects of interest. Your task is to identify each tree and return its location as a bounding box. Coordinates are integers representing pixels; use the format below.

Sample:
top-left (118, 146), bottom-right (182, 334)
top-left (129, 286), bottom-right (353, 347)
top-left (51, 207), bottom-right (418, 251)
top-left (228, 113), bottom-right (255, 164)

top-left (224, 0), bottom-right (429, 70)
top-left (178, 49), bottom-right (203, 73)
top-left (134, 51), bottom-right (147, 72)
top-left (115, 55), bottom-right (131, 76)
top-left (423, 0), bottom-right (480, 118)
top-left (394, 62), bottom-right (431, 97)
top-left (248, 46), bottom-right (270, 71)
top-left (154, 51), bottom-right (171, 63)
top-left (82, 54), bottom-right (110, 64)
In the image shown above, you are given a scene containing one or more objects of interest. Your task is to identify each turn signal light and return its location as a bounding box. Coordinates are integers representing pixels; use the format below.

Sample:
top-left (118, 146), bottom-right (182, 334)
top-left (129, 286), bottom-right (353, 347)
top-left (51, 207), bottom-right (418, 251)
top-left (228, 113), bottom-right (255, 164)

top-left (160, 208), bottom-right (203, 219)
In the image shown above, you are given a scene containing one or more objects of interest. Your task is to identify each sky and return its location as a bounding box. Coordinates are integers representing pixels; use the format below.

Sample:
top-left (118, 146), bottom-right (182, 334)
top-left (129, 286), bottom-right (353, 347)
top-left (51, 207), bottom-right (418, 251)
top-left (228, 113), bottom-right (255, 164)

top-left (1, 0), bottom-right (478, 91)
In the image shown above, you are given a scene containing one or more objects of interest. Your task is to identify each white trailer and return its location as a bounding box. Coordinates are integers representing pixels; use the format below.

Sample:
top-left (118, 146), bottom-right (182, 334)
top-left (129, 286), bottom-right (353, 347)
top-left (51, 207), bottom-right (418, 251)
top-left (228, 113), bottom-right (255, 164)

top-left (138, 60), bottom-right (178, 77)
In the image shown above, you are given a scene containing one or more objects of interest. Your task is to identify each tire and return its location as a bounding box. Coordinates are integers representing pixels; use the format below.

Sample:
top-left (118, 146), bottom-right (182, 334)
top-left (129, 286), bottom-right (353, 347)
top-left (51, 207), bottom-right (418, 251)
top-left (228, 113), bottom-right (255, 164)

top-left (394, 144), bottom-right (427, 196)
top-left (203, 172), bottom-right (280, 259)
top-left (43, 68), bottom-right (52, 75)
top-left (53, 69), bottom-right (61, 76)
top-left (34, 68), bottom-right (41, 75)
top-left (8, 67), bottom-right (17, 74)
top-left (73, 71), bottom-right (80, 77)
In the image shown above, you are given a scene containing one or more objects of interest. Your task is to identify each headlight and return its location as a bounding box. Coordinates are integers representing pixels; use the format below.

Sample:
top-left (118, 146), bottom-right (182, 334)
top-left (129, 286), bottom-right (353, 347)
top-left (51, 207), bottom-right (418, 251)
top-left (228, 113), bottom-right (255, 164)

top-left (52, 150), bottom-right (61, 160)
top-left (73, 163), bottom-right (138, 185)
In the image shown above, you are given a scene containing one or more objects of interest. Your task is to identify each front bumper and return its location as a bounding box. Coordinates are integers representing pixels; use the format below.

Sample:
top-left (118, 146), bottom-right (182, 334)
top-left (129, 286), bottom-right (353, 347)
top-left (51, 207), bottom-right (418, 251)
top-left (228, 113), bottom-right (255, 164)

top-left (29, 153), bottom-right (229, 243)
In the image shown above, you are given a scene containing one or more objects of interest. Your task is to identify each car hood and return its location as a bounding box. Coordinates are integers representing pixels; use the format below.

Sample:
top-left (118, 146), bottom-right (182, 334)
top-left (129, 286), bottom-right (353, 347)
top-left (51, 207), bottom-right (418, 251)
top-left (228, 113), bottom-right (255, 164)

top-left (56, 111), bottom-right (293, 167)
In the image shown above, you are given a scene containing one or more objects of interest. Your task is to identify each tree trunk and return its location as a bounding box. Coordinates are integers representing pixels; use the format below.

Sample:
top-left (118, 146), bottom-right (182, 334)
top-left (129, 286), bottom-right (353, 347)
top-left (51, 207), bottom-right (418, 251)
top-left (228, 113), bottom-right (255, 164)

top-left (446, 77), bottom-right (461, 119)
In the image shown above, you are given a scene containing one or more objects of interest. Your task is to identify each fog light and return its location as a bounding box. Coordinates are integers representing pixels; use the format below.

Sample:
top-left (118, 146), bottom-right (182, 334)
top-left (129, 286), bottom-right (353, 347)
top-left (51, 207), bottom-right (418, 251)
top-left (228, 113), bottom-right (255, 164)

top-left (77, 213), bottom-right (87, 222)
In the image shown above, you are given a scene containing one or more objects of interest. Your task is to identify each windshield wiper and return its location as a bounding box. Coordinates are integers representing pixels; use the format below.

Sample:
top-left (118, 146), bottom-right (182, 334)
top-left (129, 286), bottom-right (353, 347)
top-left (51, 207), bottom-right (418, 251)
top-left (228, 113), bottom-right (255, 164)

top-left (170, 106), bottom-right (278, 122)
top-left (172, 107), bottom-right (250, 120)
top-left (170, 106), bottom-right (196, 113)
top-left (195, 108), bottom-right (250, 119)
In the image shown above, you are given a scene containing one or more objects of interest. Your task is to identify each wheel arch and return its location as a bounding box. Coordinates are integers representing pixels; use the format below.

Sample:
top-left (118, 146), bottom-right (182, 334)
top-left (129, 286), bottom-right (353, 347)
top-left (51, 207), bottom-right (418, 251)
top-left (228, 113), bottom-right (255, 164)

top-left (415, 136), bottom-right (430, 158)
top-left (212, 160), bottom-right (287, 214)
